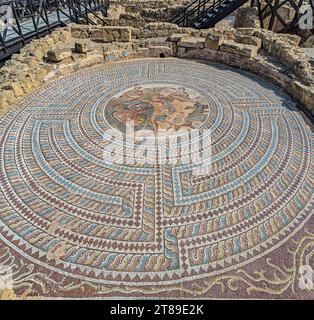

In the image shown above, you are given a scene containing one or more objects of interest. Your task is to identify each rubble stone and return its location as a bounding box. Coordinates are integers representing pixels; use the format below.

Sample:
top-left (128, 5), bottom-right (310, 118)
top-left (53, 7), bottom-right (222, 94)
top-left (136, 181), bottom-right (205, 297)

top-left (220, 41), bottom-right (258, 58)
top-left (47, 48), bottom-right (72, 62)
top-left (234, 7), bottom-right (261, 29)
top-left (205, 34), bottom-right (225, 50)
top-left (178, 37), bottom-right (205, 49)
top-left (103, 26), bottom-right (132, 42)
top-left (235, 35), bottom-right (262, 49)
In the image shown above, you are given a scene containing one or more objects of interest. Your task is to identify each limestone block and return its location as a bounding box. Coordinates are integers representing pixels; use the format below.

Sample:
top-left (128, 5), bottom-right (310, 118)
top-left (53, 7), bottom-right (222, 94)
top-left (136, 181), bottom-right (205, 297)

top-left (45, 37), bottom-right (56, 47)
top-left (252, 29), bottom-right (273, 50)
top-left (103, 27), bottom-right (132, 42)
top-left (131, 27), bottom-right (142, 38)
top-left (268, 40), bottom-right (286, 56)
top-left (210, 27), bottom-right (236, 39)
top-left (11, 53), bottom-right (24, 62)
top-left (139, 22), bottom-right (180, 38)
top-left (85, 50), bottom-right (103, 58)
top-left (258, 37), bottom-right (312, 83)
top-left (271, 5), bottom-right (295, 32)
top-left (113, 42), bottom-right (133, 51)
top-left (179, 48), bottom-right (218, 60)
top-left (47, 48), bottom-right (72, 62)
top-left (75, 41), bottom-right (94, 53)
top-left (240, 55), bottom-right (292, 89)
top-left (146, 22), bottom-right (179, 31)
top-left (176, 46), bottom-right (187, 57)
top-left (87, 12), bottom-right (106, 25)
top-left (302, 86), bottom-right (314, 109)
top-left (57, 30), bottom-right (72, 42)
top-left (216, 50), bottom-right (245, 67)
top-left (154, 30), bottom-right (173, 37)
top-left (235, 35), bottom-right (262, 49)
top-left (134, 48), bottom-right (150, 57)
top-left (219, 41), bottom-right (258, 58)
top-left (235, 28), bottom-right (256, 36)
top-left (139, 37), bottom-right (170, 48)
top-left (90, 26), bottom-right (103, 40)
top-left (29, 47), bottom-right (45, 61)
top-left (190, 30), bottom-right (201, 37)
top-left (118, 13), bottom-right (146, 28)
top-left (1, 90), bottom-right (17, 105)
top-left (55, 57), bottom-right (73, 65)
top-left (71, 25), bottom-right (91, 38)
top-left (303, 35), bottom-right (314, 48)
top-left (2, 82), bottom-right (25, 97)
top-left (288, 81), bottom-right (314, 111)
top-left (56, 63), bottom-right (74, 76)
top-left (18, 76), bottom-right (34, 94)
top-left (178, 37), bottom-right (205, 49)
top-left (205, 34), bottom-right (224, 50)
top-left (101, 44), bottom-right (118, 55)
top-left (139, 30), bottom-right (155, 39)
top-left (33, 67), bottom-right (50, 81)
top-left (291, 60), bottom-right (313, 83)
top-left (131, 40), bottom-right (145, 51)
top-left (284, 34), bottom-right (301, 46)
top-left (71, 53), bottom-right (87, 62)
top-left (149, 46), bottom-right (173, 57)
top-left (178, 27), bottom-right (192, 35)
top-left (234, 7), bottom-right (261, 29)
top-left (107, 4), bottom-right (125, 19)
top-left (0, 94), bottom-right (8, 110)
top-left (85, 53), bottom-right (104, 65)
top-left (41, 64), bottom-right (55, 74)
top-left (24, 57), bottom-right (39, 68)
top-left (168, 33), bottom-right (189, 42)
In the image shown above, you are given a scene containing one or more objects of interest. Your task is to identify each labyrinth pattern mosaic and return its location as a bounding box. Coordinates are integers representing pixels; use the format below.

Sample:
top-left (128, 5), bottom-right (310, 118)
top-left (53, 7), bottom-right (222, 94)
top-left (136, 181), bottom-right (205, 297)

top-left (0, 58), bottom-right (313, 299)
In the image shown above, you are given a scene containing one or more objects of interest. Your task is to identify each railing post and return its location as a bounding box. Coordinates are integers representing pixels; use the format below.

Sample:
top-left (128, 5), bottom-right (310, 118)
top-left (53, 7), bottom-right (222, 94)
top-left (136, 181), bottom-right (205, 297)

top-left (27, 0), bottom-right (39, 36)
top-left (56, 0), bottom-right (61, 23)
top-left (12, 1), bottom-right (24, 42)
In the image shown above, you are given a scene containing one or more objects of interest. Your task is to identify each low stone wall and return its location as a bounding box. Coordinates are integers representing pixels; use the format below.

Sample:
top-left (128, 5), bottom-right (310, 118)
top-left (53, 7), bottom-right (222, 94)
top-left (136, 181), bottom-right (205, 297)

top-left (174, 27), bottom-right (313, 110)
top-left (0, 23), bottom-right (313, 118)
top-left (92, 0), bottom-right (190, 28)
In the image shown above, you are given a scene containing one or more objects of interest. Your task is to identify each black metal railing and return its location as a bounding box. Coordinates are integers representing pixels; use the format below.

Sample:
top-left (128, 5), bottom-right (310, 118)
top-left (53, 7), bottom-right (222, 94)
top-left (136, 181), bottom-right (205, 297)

top-left (170, 0), bottom-right (214, 26)
top-left (0, 0), bottom-right (109, 60)
top-left (191, 0), bottom-right (248, 28)
top-left (170, 0), bottom-right (249, 28)
top-left (256, 0), bottom-right (308, 32)
top-left (56, 0), bottom-right (108, 24)
top-left (170, 0), bottom-right (310, 32)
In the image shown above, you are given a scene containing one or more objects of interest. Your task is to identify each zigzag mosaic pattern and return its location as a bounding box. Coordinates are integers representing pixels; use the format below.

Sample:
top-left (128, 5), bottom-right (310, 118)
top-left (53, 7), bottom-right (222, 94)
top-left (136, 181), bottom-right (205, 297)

top-left (0, 59), bottom-right (313, 298)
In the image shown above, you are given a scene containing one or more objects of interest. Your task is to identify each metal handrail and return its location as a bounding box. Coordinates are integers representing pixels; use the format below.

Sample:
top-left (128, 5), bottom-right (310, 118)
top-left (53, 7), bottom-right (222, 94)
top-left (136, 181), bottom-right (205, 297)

top-left (170, 0), bottom-right (213, 26)
top-left (0, 0), bottom-right (109, 59)
top-left (188, 0), bottom-right (223, 27)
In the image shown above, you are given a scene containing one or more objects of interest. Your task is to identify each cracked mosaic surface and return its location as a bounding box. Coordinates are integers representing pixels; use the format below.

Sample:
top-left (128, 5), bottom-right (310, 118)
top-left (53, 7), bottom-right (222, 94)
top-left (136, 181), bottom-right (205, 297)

top-left (0, 58), bottom-right (313, 299)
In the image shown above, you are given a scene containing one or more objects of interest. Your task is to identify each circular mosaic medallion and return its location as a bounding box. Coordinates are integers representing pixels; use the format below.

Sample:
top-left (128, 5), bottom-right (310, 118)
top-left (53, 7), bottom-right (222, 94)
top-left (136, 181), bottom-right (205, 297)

top-left (104, 84), bottom-right (209, 133)
top-left (0, 58), bottom-right (313, 288)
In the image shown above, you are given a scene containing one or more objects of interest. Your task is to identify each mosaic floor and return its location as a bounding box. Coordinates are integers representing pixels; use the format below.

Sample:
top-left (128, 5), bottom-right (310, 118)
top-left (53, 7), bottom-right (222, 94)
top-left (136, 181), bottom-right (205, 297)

top-left (0, 58), bottom-right (313, 299)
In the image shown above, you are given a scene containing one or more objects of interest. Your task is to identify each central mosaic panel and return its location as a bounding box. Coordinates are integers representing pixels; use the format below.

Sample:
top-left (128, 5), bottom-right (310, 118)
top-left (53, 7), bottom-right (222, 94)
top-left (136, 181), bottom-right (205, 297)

top-left (104, 84), bottom-right (209, 133)
top-left (0, 59), bottom-right (313, 297)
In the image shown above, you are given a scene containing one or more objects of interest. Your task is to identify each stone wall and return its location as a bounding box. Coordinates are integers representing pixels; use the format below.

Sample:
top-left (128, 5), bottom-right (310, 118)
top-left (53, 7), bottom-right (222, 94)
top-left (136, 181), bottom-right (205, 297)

top-left (0, 23), bottom-right (313, 118)
top-left (97, 0), bottom-right (190, 28)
